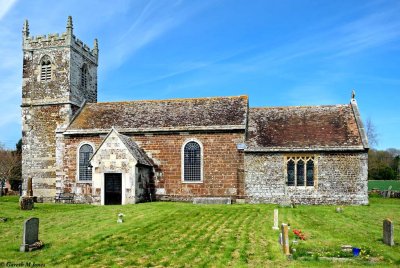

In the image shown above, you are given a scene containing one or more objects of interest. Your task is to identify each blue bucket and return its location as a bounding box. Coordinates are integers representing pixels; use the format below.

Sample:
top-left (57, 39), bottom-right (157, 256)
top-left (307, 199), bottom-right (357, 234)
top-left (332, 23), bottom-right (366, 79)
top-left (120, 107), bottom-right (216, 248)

top-left (352, 247), bottom-right (360, 257)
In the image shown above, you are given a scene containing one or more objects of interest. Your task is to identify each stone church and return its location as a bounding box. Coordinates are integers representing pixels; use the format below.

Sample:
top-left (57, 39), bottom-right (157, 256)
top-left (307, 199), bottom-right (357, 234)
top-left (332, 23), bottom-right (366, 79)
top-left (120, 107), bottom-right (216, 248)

top-left (21, 17), bottom-right (369, 205)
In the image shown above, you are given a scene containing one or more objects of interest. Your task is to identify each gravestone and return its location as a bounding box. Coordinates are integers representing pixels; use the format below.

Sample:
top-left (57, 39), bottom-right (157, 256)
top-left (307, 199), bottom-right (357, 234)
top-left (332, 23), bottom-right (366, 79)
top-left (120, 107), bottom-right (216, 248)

top-left (272, 209), bottom-right (279, 230)
top-left (387, 186), bottom-right (392, 198)
top-left (193, 197), bottom-right (231, 204)
top-left (383, 219), bottom-right (394, 246)
top-left (20, 217), bottom-right (43, 252)
top-left (27, 177), bottom-right (33, 197)
top-left (281, 223), bottom-right (290, 255)
top-left (19, 196), bottom-right (34, 210)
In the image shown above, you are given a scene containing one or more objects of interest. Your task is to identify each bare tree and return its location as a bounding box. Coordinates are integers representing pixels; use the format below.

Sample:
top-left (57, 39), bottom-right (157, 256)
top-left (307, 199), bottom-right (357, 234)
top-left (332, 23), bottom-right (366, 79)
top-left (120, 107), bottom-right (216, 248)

top-left (0, 143), bottom-right (20, 196)
top-left (365, 118), bottom-right (378, 148)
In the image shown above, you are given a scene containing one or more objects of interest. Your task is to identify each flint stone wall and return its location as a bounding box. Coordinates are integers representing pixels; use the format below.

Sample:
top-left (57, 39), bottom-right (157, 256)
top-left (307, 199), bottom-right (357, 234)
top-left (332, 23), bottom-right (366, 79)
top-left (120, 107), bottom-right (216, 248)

top-left (244, 152), bottom-right (368, 205)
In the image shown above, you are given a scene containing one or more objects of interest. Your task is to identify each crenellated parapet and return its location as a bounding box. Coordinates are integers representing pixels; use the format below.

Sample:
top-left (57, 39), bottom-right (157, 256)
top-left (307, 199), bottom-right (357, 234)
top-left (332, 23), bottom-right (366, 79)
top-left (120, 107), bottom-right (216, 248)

top-left (22, 16), bottom-right (98, 64)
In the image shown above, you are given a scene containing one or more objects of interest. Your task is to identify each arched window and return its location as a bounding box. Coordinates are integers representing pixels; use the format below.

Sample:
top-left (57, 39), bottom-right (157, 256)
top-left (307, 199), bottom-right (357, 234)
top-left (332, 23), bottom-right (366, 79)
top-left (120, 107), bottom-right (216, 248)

top-left (79, 144), bottom-right (93, 181)
top-left (286, 156), bottom-right (315, 187)
top-left (306, 159), bottom-right (314, 186)
top-left (287, 159), bottom-right (295, 186)
top-left (81, 64), bottom-right (88, 89)
top-left (297, 159), bottom-right (305, 186)
top-left (183, 140), bottom-right (202, 182)
top-left (40, 55), bottom-right (52, 81)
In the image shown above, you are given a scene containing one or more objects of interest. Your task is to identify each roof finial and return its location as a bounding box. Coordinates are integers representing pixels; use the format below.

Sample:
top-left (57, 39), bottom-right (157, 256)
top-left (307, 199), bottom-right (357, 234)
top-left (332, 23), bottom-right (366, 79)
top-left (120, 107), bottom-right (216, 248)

top-left (22, 19), bottom-right (29, 37)
top-left (66, 16), bottom-right (73, 35)
top-left (93, 38), bottom-right (99, 57)
top-left (351, 89), bottom-right (356, 99)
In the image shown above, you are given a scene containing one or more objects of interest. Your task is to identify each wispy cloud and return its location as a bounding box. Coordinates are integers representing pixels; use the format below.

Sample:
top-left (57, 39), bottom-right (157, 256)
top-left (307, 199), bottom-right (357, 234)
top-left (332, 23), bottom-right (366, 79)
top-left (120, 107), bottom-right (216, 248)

top-left (0, 0), bottom-right (17, 20)
top-left (103, 0), bottom-right (212, 69)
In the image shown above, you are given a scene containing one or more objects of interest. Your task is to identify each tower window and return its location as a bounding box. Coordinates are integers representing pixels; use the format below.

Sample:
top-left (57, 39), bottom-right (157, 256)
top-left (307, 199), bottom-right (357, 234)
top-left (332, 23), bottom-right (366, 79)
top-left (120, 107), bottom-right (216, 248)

top-left (81, 64), bottom-right (88, 89)
top-left (40, 56), bottom-right (52, 81)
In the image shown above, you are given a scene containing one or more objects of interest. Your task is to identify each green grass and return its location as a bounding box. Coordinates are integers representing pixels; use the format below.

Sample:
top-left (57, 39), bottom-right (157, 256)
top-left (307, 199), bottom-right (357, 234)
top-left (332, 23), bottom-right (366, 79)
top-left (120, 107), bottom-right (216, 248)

top-left (0, 197), bottom-right (399, 267)
top-left (369, 180), bottom-right (400, 191)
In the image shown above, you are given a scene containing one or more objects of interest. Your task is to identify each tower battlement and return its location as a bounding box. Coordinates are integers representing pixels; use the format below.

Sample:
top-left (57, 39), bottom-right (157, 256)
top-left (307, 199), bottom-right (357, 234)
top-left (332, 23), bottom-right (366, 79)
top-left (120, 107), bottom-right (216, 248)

top-left (22, 16), bottom-right (98, 63)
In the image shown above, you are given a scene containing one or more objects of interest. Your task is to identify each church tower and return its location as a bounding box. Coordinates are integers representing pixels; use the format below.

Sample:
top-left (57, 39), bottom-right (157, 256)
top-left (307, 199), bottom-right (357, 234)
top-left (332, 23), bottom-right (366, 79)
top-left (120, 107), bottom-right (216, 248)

top-left (21, 17), bottom-right (98, 200)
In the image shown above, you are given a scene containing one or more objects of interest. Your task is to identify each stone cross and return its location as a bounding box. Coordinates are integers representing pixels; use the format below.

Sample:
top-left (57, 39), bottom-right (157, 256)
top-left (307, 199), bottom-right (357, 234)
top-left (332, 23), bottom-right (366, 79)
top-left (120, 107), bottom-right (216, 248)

top-left (281, 223), bottom-right (290, 255)
top-left (20, 217), bottom-right (39, 252)
top-left (272, 209), bottom-right (279, 230)
top-left (383, 219), bottom-right (394, 246)
top-left (27, 177), bottom-right (33, 197)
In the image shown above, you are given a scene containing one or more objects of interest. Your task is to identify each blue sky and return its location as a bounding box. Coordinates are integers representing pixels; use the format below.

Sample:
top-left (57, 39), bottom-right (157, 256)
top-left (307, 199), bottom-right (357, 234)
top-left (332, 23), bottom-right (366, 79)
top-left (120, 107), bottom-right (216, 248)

top-left (0, 0), bottom-right (399, 150)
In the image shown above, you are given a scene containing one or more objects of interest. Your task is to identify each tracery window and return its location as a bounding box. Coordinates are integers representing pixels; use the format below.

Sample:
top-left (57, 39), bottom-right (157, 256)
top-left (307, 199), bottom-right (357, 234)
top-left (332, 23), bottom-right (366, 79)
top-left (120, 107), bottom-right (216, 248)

top-left (286, 156), bottom-right (315, 187)
top-left (182, 140), bottom-right (202, 182)
top-left (40, 55), bottom-right (52, 81)
top-left (79, 144), bottom-right (93, 181)
top-left (81, 64), bottom-right (88, 89)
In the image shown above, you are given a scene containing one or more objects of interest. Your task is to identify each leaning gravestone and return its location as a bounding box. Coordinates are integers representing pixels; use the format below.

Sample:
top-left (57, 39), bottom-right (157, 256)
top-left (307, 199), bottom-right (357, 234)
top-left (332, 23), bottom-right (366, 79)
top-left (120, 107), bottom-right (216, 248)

top-left (20, 217), bottom-right (43, 252)
top-left (383, 219), bottom-right (394, 246)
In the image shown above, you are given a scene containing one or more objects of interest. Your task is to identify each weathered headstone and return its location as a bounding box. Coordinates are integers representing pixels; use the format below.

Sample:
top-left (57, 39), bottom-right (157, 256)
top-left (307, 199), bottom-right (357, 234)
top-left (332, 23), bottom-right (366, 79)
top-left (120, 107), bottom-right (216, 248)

top-left (27, 177), bottom-right (33, 197)
top-left (272, 209), bottom-right (279, 230)
top-left (20, 217), bottom-right (43, 252)
top-left (281, 223), bottom-right (290, 255)
top-left (19, 196), bottom-right (34, 210)
top-left (387, 186), bottom-right (392, 198)
top-left (383, 219), bottom-right (394, 246)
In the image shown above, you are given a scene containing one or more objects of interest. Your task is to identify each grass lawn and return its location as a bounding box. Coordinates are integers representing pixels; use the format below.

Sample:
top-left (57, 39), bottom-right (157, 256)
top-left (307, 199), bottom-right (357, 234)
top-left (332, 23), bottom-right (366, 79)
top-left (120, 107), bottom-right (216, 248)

top-left (369, 180), bottom-right (400, 191)
top-left (0, 197), bottom-right (399, 267)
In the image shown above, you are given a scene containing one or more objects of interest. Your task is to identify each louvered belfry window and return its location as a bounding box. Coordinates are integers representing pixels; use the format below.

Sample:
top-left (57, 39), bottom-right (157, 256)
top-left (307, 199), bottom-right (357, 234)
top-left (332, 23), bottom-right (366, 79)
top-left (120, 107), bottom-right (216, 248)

top-left (184, 141), bottom-right (201, 181)
top-left (81, 64), bottom-right (88, 89)
top-left (40, 56), bottom-right (52, 81)
top-left (79, 144), bottom-right (93, 181)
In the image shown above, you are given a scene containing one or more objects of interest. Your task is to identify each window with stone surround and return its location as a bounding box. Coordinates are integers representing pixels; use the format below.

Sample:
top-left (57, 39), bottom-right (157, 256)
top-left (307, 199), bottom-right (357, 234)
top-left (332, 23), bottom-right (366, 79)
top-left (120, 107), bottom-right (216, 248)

top-left (81, 64), bottom-right (88, 89)
top-left (182, 140), bottom-right (203, 182)
top-left (40, 55), bottom-right (52, 81)
top-left (79, 144), bottom-right (94, 181)
top-left (286, 156), bottom-right (315, 187)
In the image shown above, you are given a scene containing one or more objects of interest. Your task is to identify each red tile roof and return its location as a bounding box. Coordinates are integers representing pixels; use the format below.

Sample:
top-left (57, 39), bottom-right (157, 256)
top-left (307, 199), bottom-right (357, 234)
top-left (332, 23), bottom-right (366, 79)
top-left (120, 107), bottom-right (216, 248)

top-left (246, 104), bottom-right (364, 150)
top-left (66, 96), bottom-right (248, 133)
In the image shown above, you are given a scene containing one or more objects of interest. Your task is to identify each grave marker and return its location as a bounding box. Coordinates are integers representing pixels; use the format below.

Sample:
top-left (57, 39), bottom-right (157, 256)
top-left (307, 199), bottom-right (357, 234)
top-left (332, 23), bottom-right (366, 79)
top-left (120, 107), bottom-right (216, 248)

top-left (383, 219), bottom-right (394, 246)
top-left (272, 209), bottom-right (279, 230)
top-left (281, 223), bottom-right (290, 255)
top-left (20, 217), bottom-right (43, 252)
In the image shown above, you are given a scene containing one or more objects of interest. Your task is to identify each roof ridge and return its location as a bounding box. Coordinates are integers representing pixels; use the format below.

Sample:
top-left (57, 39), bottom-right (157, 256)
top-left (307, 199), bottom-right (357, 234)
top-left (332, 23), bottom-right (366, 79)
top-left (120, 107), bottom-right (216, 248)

top-left (90, 95), bottom-right (248, 105)
top-left (250, 104), bottom-right (349, 109)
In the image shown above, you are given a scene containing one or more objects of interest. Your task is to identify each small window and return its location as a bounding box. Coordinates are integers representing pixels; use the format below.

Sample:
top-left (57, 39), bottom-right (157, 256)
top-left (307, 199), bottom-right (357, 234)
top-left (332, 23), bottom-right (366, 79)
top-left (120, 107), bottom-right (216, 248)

top-left (287, 160), bottom-right (295, 186)
top-left (306, 160), bottom-right (314, 186)
top-left (286, 156), bottom-right (315, 187)
top-left (297, 159), bottom-right (305, 186)
top-left (81, 64), bottom-right (88, 89)
top-left (79, 144), bottom-right (93, 181)
top-left (40, 55), bottom-right (52, 81)
top-left (183, 141), bottom-right (202, 182)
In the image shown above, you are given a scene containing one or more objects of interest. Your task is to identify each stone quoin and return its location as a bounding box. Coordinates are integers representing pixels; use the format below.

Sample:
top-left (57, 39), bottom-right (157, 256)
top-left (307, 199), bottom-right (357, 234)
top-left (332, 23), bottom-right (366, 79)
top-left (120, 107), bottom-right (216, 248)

top-left (21, 17), bottom-right (369, 205)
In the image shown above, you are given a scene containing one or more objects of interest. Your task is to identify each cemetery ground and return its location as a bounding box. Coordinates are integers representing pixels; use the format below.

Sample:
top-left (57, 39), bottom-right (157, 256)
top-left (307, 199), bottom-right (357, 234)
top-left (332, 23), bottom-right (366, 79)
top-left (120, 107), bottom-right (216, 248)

top-left (0, 196), bottom-right (399, 267)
